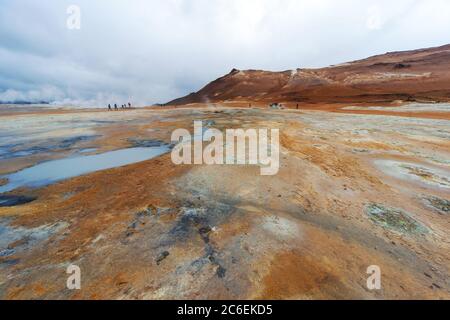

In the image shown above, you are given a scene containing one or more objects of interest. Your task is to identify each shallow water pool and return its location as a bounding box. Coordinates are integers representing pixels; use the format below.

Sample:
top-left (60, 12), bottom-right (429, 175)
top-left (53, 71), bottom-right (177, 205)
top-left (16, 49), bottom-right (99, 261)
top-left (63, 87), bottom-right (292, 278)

top-left (0, 146), bottom-right (170, 193)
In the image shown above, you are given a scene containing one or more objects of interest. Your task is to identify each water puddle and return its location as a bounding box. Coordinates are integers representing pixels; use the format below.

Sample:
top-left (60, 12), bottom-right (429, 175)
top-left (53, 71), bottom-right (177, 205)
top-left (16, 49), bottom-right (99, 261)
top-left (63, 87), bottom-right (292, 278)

top-left (0, 135), bottom-right (99, 160)
top-left (0, 146), bottom-right (170, 193)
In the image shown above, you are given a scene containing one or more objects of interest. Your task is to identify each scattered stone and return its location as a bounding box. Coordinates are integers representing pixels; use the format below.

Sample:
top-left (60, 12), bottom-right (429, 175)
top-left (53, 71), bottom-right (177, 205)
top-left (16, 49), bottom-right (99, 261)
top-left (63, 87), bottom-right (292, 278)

top-left (156, 251), bottom-right (170, 265)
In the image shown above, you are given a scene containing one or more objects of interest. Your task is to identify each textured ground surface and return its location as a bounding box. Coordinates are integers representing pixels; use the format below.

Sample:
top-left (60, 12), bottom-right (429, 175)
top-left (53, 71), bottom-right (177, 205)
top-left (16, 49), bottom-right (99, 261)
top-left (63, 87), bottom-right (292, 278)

top-left (0, 104), bottom-right (449, 299)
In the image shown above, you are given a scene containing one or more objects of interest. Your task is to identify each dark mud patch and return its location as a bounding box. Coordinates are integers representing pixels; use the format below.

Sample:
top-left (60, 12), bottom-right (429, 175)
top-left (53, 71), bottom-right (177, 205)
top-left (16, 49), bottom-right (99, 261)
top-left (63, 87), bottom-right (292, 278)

top-left (156, 251), bottom-right (170, 265)
top-left (365, 204), bottom-right (428, 235)
top-left (128, 138), bottom-right (172, 149)
top-left (0, 146), bottom-right (170, 193)
top-left (202, 229), bottom-right (227, 279)
top-left (123, 200), bottom-right (234, 280)
top-left (0, 145), bottom-right (51, 160)
top-left (204, 120), bottom-right (216, 127)
top-left (423, 196), bottom-right (450, 215)
top-left (0, 219), bottom-right (68, 267)
top-left (0, 258), bottom-right (20, 267)
top-left (0, 195), bottom-right (37, 207)
top-left (59, 136), bottom-right (98, 149)
top-left (167, 201), bottom-right (234, 244)
top-left (163, 202), bottom-right (233, 279)
top-left (375, 160), bottom-right (450, 189)
top-left (168, 207), bottom-right (209, 242)
top-left (78, 148), bottom-right (98, 154)
top-left (0, 248), bottom-right (15, 257)
top-left (0, 135), bottom-right (99, 160)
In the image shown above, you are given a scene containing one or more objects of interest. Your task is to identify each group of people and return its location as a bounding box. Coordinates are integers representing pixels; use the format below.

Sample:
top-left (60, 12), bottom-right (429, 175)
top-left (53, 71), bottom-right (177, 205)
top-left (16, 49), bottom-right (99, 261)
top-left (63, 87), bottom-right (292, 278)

top-left (108, 102), bottom-right (132, 111)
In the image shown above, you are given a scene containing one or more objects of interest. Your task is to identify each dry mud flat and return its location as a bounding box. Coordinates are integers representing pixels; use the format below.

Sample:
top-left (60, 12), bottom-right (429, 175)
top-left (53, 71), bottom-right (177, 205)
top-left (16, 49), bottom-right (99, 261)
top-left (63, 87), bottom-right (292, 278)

top-left (0, 105), bottom-right (449, 299)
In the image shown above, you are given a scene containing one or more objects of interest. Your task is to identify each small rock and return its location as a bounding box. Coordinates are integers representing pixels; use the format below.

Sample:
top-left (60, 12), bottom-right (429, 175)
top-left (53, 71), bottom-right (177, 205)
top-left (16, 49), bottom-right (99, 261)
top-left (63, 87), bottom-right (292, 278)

top-left (156, 251), bottom-right (170, 265)
top-left (0, 248), bottom-right (15, 257)
top-left (432, 283), bottom-right (441, 289)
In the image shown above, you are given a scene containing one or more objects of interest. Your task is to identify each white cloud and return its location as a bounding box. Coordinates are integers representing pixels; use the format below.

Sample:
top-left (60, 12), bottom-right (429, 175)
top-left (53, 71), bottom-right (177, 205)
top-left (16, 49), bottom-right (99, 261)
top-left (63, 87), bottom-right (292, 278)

top-left (366, 5), bottom-right (384, 30)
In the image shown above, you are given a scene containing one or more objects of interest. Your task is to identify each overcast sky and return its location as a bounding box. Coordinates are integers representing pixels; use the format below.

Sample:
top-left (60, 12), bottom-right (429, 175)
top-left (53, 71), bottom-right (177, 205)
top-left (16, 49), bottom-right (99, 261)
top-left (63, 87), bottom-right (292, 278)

top-left (1, 0), bottom-right (450, 106)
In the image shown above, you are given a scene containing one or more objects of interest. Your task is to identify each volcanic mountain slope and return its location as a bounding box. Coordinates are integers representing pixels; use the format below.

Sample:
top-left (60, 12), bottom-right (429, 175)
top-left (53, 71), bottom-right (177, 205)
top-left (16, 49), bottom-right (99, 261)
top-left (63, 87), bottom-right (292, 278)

top-left (167, 44), bottom-right (450, 105)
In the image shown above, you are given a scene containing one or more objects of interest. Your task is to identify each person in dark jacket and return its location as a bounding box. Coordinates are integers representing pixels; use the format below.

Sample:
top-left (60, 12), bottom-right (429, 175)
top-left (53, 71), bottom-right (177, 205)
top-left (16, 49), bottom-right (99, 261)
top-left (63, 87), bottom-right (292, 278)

top-left (114, 104), bottom-right (118, 111)
top-left (108, 104), bottom-right (112, 111)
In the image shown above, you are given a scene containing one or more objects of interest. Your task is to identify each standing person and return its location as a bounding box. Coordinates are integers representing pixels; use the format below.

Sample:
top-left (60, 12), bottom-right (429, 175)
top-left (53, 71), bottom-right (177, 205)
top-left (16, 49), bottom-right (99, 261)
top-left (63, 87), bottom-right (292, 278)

top-left (114, 104), bottom-right (118, 111)
top-left (108, 104), bottom-right (112, 111)
top-left (128, 102), bottom-right (131, 109)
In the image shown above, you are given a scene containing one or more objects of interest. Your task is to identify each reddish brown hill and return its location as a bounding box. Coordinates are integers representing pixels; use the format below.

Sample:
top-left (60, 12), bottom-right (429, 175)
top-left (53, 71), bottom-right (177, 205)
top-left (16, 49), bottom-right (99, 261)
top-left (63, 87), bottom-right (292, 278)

top-left (167, 44), bottom-right (450, 105)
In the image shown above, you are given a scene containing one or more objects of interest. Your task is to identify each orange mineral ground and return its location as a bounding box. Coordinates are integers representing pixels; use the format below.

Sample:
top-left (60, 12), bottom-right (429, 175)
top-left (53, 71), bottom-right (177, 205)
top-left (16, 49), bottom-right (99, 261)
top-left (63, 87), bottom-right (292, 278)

top-left (0, 45), bottom-right (449, 300)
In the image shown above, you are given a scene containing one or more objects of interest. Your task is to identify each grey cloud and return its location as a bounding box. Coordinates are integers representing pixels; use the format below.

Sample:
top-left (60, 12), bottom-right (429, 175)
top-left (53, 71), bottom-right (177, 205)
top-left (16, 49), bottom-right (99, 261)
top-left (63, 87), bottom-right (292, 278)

top-left (0, 0), bottom-right (449, 107)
